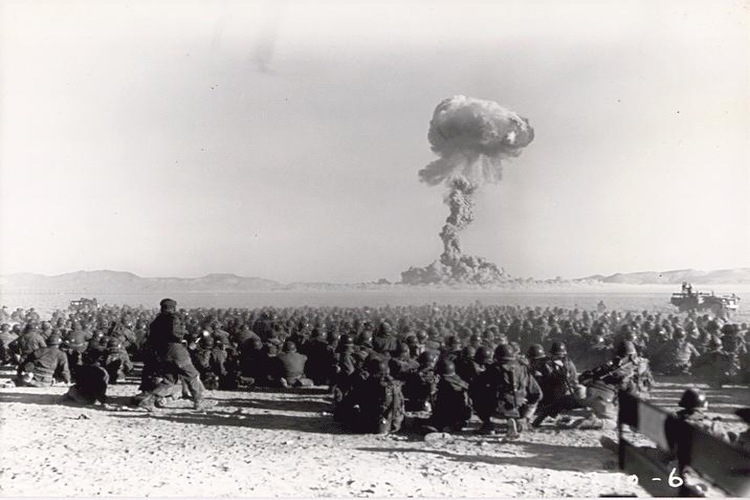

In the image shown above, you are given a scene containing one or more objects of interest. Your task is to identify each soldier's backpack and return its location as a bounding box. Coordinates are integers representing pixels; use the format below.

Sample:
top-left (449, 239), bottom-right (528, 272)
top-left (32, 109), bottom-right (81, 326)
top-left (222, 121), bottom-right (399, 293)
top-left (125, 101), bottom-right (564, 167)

top-left (495, 364), bottom-right (521, 418)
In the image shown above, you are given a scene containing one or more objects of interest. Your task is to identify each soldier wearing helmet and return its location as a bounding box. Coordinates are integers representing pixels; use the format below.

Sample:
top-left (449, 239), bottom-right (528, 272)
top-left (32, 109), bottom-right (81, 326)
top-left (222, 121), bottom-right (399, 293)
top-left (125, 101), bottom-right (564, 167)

top-left (138, 298), bottom-right (207, 411)
top-left (691, 335), bottom-right (735, 388)
top-left (16, 334), bottom-right (71, 387)
top-left (334, 357), bottom-right (405, 434)
top-left (470, 343), bottom-right (542, 437)
top-left (423, 358), bottom-right (472, 433)
top-left (674, 388), bottom-right (728, 441)
top-left (652, 326), bottom-right (700, 375)
top-left (573, 341), bottom-right (653, 430)
top-left (403, 350), bottom-right (439, 412)
top-left (102, 337), bottom-right (133, 384)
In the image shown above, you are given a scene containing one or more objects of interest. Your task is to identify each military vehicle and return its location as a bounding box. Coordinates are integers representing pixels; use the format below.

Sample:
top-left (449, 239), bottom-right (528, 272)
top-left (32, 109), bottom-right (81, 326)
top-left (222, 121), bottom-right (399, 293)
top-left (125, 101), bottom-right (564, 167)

top-left (68, 297), bottom-right (99, 313)
top-left (670, 282), bottom-right (740, 317)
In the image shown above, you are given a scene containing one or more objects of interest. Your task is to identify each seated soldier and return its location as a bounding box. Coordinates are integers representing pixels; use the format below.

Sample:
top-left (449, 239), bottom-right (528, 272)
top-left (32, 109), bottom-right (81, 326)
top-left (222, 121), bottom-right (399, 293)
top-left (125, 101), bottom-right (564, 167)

top-left (63, 350), bottom-right (109, 406)
top-left (16, 334), bottom-right (71, 387)
top-left (424, 359), bottom-right (472, 433)
top-left (388, 343), bottom-right (419, 382)
top-left (402, 350), bottom-right (438, 412)
top-left (470, 343), bottom-right (542, 438)
top-left (573, 341), bottom-right (651, 430)
top-left (102, 338), bottom-right (134, 384)
top-left (238, 336), bottom-right (265, 386)
top-left (191, 335), bottom-right (226, 390)
top-left (530, 342), bottom-right (585, 427)
top-left (652, 327), bottom-right (700, 375)
top-left (274, 340), bottom-right (313, 388)
top-left (334, 358), bottom-right (405, 434)
top-left (692, 336), bottom-right (734, 388)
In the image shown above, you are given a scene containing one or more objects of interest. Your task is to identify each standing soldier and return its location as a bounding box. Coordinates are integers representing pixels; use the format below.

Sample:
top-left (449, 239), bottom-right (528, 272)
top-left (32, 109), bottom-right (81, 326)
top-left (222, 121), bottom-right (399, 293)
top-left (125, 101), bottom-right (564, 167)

top-left (137, 299), bottom-right (207, 411)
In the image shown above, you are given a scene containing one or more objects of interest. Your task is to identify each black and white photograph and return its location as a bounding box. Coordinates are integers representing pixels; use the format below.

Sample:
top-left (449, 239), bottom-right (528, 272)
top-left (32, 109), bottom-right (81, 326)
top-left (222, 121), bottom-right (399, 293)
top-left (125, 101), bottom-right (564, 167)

top-left (1, 0), bottom-right (748, 497)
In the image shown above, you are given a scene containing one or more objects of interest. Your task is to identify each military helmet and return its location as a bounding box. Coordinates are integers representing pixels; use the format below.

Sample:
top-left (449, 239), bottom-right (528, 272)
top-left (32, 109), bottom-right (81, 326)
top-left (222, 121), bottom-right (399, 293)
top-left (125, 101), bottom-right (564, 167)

top-left (550, 342), bottom-right (567, 356)
top-left (436, 358), bottom-right (456, 376)
top-left (417, 350), bottom-right (438, 366)
top-left (721, 323), bottom-right (739, 336)
top-left (678, 388), bottom-right (707, 410)
top-left (366, 357), bottom-right (389, 376)
top-left (106, 338), bottom-right (121, 350)
top-left (673, 327), bottom-right (686, 339)
top-left (47, 334), bottom-right (62, 346)
top-left (615, 340), bottom-right (637, 357)
top-left (474, 346), bottom-right (493, 364)
top-left (494, 343), bottom-right (516, 361)
top-left (526, 344), bottom-right (545, 360)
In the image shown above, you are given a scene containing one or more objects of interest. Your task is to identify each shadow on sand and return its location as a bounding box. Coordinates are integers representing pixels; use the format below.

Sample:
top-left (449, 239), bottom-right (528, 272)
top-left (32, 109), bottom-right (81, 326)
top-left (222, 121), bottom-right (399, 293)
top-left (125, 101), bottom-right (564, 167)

top-left (0, 390), bottom-right (135, 408)
top-left (222, 397), bottom-right (330, 413)
top-left (356, 442), bottom-right (614, 472)
top-left (114, 410), bottom-right (348, 435)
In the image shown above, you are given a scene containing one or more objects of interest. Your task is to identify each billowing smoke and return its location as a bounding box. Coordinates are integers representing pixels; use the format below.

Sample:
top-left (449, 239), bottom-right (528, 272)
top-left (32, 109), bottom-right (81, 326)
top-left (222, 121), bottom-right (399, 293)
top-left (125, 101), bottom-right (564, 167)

top-left (401, 95), bottom-right (534, 285)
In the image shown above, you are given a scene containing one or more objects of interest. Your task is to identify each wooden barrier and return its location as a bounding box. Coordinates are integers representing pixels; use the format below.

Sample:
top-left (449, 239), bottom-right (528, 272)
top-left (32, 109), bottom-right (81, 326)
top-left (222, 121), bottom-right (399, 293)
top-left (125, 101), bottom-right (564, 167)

top-left (617, 391), bottom-right (750, 497)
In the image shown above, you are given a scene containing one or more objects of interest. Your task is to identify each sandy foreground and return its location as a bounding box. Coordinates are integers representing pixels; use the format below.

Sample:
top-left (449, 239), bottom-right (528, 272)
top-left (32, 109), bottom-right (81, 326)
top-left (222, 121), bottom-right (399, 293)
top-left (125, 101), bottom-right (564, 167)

top-left (0, 366), bottom-right (747, 498)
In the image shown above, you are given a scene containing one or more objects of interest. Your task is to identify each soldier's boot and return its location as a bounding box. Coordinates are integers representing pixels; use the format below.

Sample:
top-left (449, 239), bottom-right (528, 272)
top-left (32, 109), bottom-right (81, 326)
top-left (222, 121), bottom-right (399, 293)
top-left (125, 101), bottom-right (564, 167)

top-left (506, 418), bottom-right (520, 440)
top-left (193, 398), bottom-right (214, 411)
top-left (154, 396), bottom-right (171, 409)
top-left (574, 414), bottom-right (604, 430)
top-left (137, 393), bottom-right (157, 412)
top-left (531, 414), bottom-right (547, 428)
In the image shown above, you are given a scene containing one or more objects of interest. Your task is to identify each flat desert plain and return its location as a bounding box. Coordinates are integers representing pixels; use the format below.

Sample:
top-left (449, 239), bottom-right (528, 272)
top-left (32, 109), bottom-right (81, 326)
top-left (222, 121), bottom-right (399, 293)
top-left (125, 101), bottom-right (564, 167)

top-left (1, 366), bottom-right (747, 498)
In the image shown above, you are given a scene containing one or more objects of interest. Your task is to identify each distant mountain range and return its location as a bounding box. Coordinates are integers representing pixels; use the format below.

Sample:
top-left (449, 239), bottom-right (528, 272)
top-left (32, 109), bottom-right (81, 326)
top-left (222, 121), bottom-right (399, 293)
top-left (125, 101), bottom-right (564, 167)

top-left (1, 268), bottom-right (749, 293)
top-left (0, 271), bottom-right (280, 293)
top-left (579, 268), bottom-right (750, 285)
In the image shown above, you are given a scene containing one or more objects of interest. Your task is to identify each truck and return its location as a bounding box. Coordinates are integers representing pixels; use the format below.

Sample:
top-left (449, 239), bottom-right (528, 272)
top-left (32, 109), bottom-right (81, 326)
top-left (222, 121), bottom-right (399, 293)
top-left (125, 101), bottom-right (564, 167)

top-left (670, 282), bottom-right (740, 318)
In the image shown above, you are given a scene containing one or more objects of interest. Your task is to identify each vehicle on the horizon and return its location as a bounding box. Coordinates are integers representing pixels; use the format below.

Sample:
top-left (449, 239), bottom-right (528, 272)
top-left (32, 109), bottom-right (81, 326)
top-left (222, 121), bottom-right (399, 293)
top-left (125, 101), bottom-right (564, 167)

top-left (670, 282), bottom-right (740, 318)
top-left (68, 297), bottom-right (99, 313)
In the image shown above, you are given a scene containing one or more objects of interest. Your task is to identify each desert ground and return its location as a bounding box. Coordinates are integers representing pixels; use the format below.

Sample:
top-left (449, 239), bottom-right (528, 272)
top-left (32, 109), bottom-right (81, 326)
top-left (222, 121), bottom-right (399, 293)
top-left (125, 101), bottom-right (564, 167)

top-left (1, 364), bottom-right (747, 498)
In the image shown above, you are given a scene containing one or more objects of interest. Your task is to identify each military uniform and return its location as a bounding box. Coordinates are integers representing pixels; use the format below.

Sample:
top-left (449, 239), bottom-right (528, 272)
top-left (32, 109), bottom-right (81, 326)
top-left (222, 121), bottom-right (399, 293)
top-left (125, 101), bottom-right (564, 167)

top-left (654, 338), bottom-right (700, 375)
top-left (19, 344), bottom-right (71, 387)
top-left (470, 346), bottom-right (542, 435)
top-left (11, 329), bottom-right (47, 365)
top-left (274, 342), bottom-right (312, 387)
top-left (140, 302), bottom-right (205, 410)
top-left (335, 359), bottom-right (405, 434)
top-left (427, 372), bottom-right (472, 432)
top-left (64, 362), bottom-right (109, 405)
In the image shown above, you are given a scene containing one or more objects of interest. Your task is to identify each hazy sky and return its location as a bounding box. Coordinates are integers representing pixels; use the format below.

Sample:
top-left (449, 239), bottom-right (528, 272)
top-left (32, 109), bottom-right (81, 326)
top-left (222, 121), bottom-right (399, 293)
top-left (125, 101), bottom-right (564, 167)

top-left (1, 0), bottom-right (748, 283)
